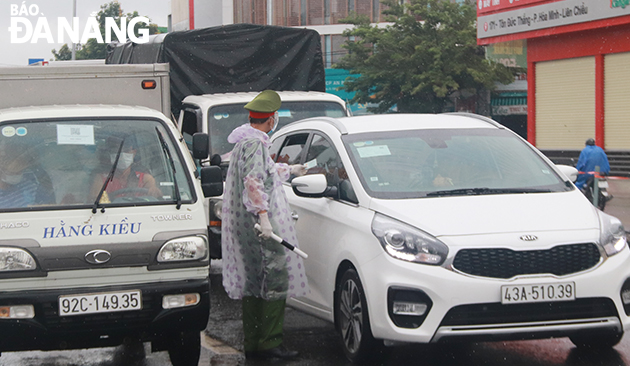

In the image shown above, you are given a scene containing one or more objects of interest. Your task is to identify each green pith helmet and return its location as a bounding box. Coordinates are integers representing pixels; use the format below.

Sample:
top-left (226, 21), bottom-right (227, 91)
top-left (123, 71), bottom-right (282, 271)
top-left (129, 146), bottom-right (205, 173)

top-left (244, 90), bottom-right (282, 113)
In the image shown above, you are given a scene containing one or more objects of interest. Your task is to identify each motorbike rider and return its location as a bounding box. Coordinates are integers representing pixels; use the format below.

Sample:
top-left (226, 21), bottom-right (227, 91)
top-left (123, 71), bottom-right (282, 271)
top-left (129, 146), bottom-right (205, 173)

top-left (575, 138), bottom-right (610, 194)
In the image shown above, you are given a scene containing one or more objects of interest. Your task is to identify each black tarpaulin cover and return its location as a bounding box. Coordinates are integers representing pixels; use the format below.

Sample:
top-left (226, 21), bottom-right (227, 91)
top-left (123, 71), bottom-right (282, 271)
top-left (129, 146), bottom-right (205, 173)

top-left (106, 24), bottom-right (325, 114)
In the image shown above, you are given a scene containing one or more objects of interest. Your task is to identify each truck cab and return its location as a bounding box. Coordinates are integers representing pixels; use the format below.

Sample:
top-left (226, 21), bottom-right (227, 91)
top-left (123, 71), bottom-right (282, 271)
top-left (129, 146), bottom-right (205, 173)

top-left (0, 105), bottom-right (220, 366)
top-left (177, 91), bottom-right (350, 258)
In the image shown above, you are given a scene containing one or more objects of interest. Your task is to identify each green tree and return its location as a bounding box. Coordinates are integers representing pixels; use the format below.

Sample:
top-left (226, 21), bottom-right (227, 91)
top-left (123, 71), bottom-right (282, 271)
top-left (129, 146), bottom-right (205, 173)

top-left (52, 1), bottom-right (159, 61)
top-left (335, 0), bottom-right (516, 113)
top-left (51, 44), bottom-right (72, 61)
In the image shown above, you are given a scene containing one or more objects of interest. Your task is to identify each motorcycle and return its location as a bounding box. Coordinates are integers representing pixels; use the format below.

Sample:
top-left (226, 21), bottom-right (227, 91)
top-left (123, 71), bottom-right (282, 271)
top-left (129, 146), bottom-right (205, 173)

top-left (581, 174), bottom-right (612, 211)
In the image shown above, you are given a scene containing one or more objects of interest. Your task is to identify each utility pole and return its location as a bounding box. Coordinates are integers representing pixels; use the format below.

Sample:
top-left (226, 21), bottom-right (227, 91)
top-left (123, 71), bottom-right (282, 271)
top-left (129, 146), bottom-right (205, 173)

top-left (71, 0), bottom-right (76, 60)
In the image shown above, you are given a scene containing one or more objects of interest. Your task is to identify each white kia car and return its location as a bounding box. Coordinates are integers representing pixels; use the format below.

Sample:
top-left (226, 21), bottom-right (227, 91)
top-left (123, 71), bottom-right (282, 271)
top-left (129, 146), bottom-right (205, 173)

top-left (268, 113), bottom-right (630, 363)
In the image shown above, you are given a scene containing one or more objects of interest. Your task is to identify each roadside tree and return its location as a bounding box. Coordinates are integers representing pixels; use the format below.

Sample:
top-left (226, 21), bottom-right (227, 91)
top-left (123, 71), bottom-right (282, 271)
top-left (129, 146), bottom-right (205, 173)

top-left (335, 0), bottom-right (516, 113)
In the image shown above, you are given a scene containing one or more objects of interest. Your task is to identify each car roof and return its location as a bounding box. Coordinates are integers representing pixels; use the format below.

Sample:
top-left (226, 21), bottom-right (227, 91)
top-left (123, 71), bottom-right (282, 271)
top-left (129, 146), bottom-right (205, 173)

top-left (182, 91), bottom-right (347, 109)
top-left (279, 113), bottom-right (503, 135)
top-left (0, 104), bottom-right (169, 122)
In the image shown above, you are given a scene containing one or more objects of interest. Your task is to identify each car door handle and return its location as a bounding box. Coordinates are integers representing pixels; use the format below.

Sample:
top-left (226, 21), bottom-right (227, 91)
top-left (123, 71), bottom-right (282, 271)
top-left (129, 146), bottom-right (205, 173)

top-left (291, 211), bottom-right (299, 220)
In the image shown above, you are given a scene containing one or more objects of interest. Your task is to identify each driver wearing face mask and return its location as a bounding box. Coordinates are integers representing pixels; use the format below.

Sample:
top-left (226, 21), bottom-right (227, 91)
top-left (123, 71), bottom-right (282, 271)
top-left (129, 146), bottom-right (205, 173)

top-left (0, 145), bottom-right (54, 209)
top-left (89, 136), bottom-right (162, 201)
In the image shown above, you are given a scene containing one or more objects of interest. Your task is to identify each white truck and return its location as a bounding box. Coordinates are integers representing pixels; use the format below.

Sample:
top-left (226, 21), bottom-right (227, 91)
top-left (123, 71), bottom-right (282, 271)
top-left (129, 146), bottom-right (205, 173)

top-left (0, 104), bottom-right (221, 365)
top-left (0, 63), bottom-right (171, 117)
top-left (177, 91), bottom-right (351, 258)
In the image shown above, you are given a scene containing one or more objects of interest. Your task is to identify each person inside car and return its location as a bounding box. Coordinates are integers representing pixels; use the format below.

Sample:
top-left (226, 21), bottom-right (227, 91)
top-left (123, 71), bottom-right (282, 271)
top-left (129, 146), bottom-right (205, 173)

top-left (0, 142), bottom-right (55, 208)
top-left (89, 135), bottom-right (162, 202)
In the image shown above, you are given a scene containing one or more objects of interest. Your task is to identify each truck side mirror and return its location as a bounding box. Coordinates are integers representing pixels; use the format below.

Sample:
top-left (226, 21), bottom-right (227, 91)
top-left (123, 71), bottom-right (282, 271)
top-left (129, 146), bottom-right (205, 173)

top-left (192, 133), bottom-right (209, 160)
top-left (200, 166), bottom-right (223, 197)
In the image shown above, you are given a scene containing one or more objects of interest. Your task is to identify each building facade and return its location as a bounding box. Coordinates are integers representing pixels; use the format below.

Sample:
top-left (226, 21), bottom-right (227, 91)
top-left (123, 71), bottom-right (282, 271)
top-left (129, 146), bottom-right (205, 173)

top-left (170, 0), bottom-right (388, 68)
top-left (478, 0), bottom-right (630, 161)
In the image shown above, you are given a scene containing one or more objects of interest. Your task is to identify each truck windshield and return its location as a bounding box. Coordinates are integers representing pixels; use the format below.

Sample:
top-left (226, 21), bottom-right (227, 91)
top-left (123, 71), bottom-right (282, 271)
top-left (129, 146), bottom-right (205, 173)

top-left (0, 118), bottom-right (195, 211)
top-left (208, 101), bottom-right (347, 160)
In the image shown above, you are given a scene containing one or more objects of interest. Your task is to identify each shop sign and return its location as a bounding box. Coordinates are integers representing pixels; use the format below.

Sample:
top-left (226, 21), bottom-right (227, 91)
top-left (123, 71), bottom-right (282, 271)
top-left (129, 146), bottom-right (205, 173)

top-left (486, 40), bottom-right (527, 68)
top-left (478, 0), bottom-right (547, 15)
top-left (478, 0), bottom-right (630, 39)
top-left (492, 105), bottom-right (528, 116)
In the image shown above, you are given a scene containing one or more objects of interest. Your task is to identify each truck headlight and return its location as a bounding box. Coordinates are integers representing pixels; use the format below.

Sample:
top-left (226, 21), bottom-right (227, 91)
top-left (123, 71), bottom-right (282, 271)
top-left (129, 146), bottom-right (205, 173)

top-left (599, 212), bottom-right (627, 256)
top-left (0, 248), bottom-right (36, 271)
top-left (157, 236), bottom-right (208, 262)
top-left (371, 214), bottom-right (448, 265)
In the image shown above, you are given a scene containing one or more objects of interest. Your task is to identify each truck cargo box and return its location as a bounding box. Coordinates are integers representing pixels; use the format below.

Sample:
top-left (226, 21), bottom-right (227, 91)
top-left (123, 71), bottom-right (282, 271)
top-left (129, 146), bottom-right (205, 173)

top-left (106, 24), bottom-right (326, 115)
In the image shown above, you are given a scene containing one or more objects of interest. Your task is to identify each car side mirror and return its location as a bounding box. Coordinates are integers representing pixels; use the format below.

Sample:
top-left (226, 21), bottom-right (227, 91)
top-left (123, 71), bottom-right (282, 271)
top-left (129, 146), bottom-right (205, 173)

top-left (291, 174), bottom-right (337, 198)
top-left (200, 166), bottom-right (223, 197)
top-left (192, 133), bottom-right (209, 160)
top-left (556, 164), bottom-right (578, 183)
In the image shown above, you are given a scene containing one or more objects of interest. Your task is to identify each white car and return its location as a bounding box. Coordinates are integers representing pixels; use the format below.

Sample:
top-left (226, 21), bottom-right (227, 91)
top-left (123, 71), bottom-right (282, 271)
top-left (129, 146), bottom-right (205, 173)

top-left (268, 113), bottom-right (630, 363)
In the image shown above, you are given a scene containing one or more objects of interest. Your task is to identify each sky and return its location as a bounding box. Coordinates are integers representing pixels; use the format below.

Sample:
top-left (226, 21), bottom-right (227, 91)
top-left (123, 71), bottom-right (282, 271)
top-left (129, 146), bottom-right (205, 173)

top-left (0, 0), bottom-right (171, 66)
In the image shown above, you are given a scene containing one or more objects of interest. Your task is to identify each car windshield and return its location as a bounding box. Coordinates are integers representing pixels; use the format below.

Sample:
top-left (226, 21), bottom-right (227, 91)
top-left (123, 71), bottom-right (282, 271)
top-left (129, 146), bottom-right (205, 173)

top-left (0, 118), bottom-right (195, 211)
top-left (343, 128), bottom-right (571, 199)
top-left (208, 101), bottom-right (347, 160)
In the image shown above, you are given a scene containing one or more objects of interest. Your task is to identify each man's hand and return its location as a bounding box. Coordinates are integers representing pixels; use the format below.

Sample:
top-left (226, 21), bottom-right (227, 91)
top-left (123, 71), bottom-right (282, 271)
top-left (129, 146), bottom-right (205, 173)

top-left (290, 164), bottom-right (307, 176)
top-left (258, 212), bottom-right (273, 239)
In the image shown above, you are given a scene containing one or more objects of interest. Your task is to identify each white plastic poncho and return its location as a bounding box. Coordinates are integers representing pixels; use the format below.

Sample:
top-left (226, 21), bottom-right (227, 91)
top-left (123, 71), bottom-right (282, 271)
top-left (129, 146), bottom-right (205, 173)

top-left (221, 124), bottom-right (309, 300)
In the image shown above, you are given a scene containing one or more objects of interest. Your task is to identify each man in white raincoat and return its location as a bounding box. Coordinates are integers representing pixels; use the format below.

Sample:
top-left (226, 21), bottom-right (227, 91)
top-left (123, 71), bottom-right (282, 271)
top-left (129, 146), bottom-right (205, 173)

top-left (221, 90), bottom-right (308, 360)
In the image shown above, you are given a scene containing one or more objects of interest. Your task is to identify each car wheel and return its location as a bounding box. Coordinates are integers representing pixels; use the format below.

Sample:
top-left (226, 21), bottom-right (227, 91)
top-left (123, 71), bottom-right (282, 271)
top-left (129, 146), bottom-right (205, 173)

top-left (167, 331), bottom-right (201, 366)
top-left (570, 332), bottom-right (623, 349)
top-left (335, 268), bottom-right (386, 363)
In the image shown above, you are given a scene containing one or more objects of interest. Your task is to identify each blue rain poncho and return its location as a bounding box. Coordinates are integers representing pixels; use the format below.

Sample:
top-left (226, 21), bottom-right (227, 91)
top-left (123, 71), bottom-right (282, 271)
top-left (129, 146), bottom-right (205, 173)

top-left (575, 145), bottom-right (610, 189)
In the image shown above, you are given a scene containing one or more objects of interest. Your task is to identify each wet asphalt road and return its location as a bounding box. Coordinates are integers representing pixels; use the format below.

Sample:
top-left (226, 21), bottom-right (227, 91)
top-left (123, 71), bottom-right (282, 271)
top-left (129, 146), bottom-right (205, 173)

top-left (203, 268), bottom-right (630, 366)
top-left (2, 267), bottom-right (630, 366)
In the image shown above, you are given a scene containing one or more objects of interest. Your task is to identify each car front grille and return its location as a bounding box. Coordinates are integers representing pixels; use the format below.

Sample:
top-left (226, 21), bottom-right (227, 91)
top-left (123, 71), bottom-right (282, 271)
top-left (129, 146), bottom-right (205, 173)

top-left (452, 243), bottom-right (601, 279)
top-left (439, 298), bottom-right (618, 327)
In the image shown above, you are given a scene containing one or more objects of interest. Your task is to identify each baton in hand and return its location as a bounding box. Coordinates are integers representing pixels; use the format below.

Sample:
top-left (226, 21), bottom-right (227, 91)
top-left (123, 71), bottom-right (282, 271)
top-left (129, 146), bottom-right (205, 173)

top-left (254, 223), bottom-right (308, 259)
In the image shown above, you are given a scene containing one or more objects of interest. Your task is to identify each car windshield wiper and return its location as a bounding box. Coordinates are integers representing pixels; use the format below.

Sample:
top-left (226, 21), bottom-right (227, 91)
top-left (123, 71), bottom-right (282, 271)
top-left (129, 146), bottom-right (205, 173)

top-left (92, 139), bottom-right (125, 213)
top-left (425, 187), bottom-right (551, 197)
top-left (155, 127), bottom-right (182, 209)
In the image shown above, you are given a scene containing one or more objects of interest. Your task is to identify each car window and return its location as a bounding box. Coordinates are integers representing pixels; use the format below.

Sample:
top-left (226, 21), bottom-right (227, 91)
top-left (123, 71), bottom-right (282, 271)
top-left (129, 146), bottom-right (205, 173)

top-left (180, 108), bottom-right (201, 152)
top-left (303, 134), bottom-right (358, 203)
top-left (276, 133), bottom-right (310, 165)
top-left (344, 128), bottom-right (569, 199)
top-left (0, 118), bottom-right (195, 211)
top-left (269, 136), bottom-right (285, 162)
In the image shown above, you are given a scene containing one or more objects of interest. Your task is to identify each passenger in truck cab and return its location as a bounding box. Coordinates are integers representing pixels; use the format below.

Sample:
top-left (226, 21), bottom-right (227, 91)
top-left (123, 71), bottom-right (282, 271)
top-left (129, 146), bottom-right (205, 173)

top-left (89, 135), bottom-right (162, 202)
top-left (0, 141), bottom-right (55, 208)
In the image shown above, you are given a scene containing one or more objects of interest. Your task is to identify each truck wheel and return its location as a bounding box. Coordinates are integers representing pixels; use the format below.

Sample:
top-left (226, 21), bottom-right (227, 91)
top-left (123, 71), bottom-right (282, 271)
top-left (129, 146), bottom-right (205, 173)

top-left (168, 331), bottom-right (201, 366)
top-left (570, 332), bottom-right (623, 350)
top-left (334, 268), bottom-right (387, 363)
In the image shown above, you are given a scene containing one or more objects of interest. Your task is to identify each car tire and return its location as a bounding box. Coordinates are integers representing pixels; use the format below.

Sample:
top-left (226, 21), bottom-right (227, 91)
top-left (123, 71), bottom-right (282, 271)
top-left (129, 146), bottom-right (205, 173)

top-left (335, 268), bottom-right (387, 363)
top-left (167, 331), bottom-right (201, 366)
top-left (569, 332), bottom-right (623, 350)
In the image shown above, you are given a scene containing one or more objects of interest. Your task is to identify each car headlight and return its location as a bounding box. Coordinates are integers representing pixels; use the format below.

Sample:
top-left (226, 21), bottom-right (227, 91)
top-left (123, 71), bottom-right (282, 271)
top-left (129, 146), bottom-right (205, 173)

top-left (371, 213), bottom-right (448, 265)
top-left (0, 248), bottom-right (36, 271)
top-left (157, 236), bottom-right (208, 262)
top-left (599, 212), bottom-right (627, 256)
